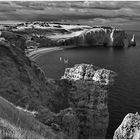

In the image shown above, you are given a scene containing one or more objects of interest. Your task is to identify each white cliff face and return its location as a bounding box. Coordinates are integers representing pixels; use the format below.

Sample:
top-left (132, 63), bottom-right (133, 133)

top-left (109, 29), bottom-right (114, 46)
top-left (62, 64), bottom-right (116, 85)
top-left (81, 28), bottom-right (109, 46)
top-left (130, 34), bottom-right (136, 47)
top-left (81, 28), bottom-right (127, 47)
top-left (114, 113), bottom-right (140, 139)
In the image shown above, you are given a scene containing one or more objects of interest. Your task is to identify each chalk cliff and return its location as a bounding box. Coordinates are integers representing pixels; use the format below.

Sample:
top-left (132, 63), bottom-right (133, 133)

top-left (113, 113), bottom-right (140, 139)
top-left (0, 31), bottom-right (116, 138)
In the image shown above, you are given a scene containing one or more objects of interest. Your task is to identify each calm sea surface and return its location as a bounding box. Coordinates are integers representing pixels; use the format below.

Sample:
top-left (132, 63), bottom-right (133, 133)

top-left (35, 31), bottom-right (140, 138)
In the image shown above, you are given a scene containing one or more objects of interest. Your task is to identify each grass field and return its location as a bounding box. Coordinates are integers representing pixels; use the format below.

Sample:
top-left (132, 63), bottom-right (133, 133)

top-left (0, 96), bottom-right (64, 138)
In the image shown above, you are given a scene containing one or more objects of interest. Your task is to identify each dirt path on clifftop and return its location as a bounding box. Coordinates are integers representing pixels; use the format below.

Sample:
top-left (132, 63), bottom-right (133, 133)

top-left (28, 47), bottom-right (63, 60)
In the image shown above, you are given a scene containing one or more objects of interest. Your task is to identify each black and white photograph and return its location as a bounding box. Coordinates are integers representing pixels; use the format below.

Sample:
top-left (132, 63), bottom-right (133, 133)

top-left (0, 0), bottom-right (140, 139)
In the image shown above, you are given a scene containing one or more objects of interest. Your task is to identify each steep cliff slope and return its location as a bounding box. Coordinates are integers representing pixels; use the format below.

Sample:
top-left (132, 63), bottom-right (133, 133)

top-left (0, 32), bottom-right (50, 111)
top-left (0, 96), bottom-right (64, 139)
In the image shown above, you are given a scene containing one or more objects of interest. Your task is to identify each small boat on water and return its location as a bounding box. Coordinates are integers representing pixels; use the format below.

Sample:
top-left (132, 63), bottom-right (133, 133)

top-left (59, 57), bottom-right (62, 61)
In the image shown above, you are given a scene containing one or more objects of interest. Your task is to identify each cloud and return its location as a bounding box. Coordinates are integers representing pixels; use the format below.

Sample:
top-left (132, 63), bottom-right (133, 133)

top-left (0, 2), bottom-right (16, 12)
top-left (0, 1), bottom-right (140, 26)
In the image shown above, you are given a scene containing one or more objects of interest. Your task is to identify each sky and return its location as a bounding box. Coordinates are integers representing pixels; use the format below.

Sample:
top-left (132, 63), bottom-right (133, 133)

top-left (0, 1), bottom-right (140, 30)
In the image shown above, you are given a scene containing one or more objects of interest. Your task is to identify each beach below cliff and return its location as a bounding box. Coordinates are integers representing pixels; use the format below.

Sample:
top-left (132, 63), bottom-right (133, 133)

top-left (28, 47), bottom-right (63, 60)
top-left (28, 44), bottom-right (79, 60)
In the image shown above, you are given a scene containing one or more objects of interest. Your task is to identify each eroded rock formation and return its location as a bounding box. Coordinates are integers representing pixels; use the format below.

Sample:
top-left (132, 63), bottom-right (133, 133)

top-left (113, 113), bottom-right (140, 139)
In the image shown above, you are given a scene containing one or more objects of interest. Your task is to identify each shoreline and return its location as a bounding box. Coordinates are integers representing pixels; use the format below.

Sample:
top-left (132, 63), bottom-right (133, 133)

top-left (28, 47), bottom-right (63, 60)
top-left (28, 45), bottom-right (77, 60)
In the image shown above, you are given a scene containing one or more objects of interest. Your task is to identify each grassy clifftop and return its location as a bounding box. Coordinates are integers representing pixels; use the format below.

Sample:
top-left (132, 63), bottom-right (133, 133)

top-left (0, 96), bottom-right (64, 139)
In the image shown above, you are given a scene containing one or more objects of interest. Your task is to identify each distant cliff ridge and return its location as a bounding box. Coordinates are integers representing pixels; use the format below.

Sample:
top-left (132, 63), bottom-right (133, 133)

top-left (0, 21), bottom-right (136, 49)
top-left (57, 27), bottom-right (132, 48)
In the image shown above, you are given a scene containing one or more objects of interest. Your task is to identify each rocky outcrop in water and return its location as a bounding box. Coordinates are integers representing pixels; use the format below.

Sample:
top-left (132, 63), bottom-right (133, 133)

top-left (130, 34), bottom-right (136, 47)
top-left (0, 31), bottom-right (116, 138)
top-left (113, 113), bottom-right (140, 139)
